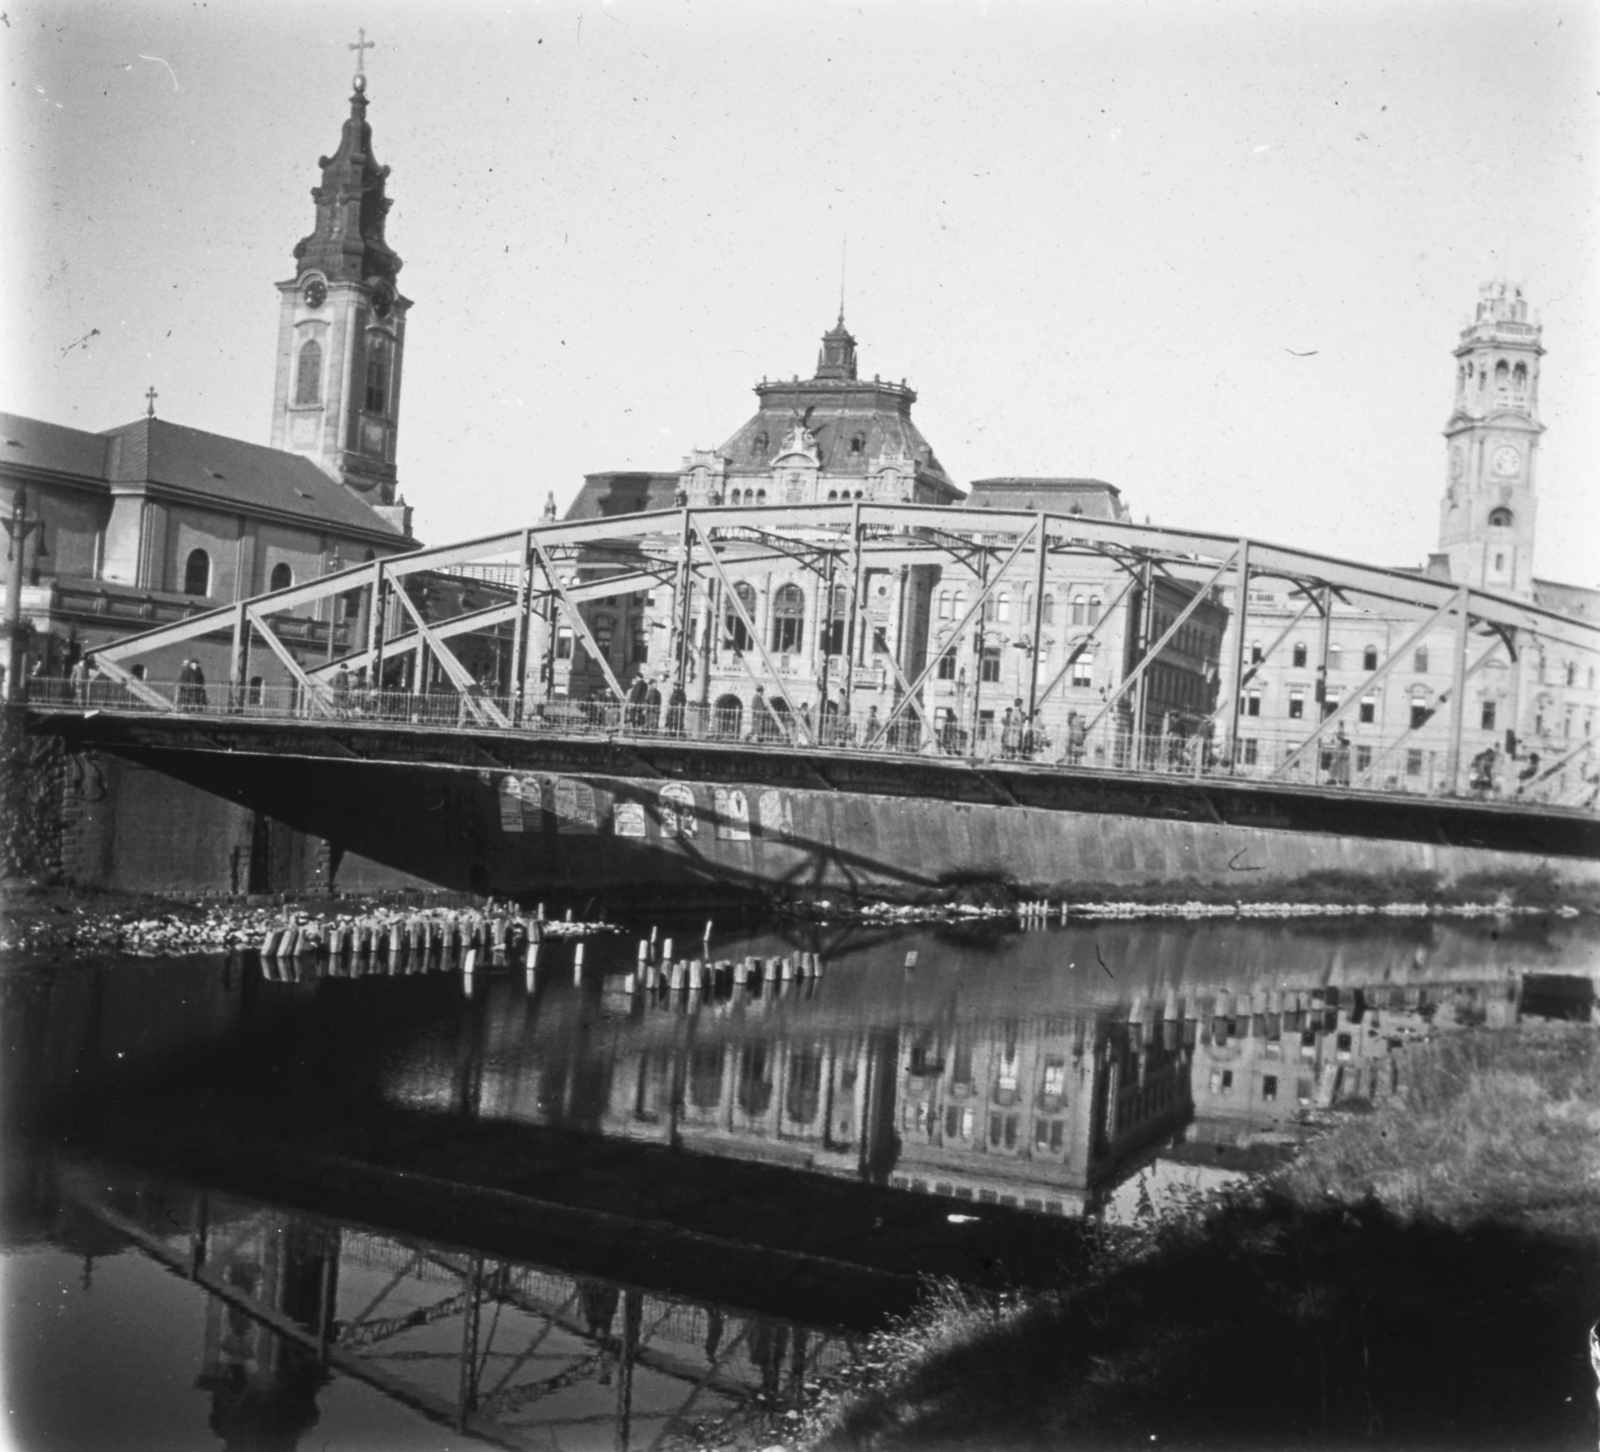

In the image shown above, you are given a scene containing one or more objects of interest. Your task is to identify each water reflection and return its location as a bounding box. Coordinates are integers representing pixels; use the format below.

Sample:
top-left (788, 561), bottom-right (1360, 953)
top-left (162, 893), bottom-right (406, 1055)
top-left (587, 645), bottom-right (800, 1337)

top-left (15, 1153), bottom-right (838, 1451)
top-left (4, 915), bottom-right (1596, 1448)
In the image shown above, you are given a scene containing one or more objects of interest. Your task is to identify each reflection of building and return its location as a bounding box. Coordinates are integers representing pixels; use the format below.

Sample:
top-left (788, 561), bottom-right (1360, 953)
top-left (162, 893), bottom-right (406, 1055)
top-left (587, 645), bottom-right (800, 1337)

top-left (890, 1009), bottom-right (1192, 1214)
top-left (1184, 976), bottom-right (1519, 1157)
top-left (1, 71), bottom-right (416, 696)
top-left (1224, 283), bottom-right (1598, 798)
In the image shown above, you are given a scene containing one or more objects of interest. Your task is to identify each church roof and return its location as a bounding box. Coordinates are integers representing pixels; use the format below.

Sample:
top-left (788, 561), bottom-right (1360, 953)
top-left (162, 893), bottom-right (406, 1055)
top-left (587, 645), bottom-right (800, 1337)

top-left (98, 417), bottom-right (409, 538)
top-left (0, 411), bottom-right (116, 482)
top-left (0, 410), bottom-right (406, 542)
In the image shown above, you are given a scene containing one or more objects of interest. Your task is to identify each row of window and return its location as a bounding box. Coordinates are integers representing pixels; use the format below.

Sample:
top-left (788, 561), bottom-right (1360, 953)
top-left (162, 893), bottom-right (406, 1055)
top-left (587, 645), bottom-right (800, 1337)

top-left (934, 588), bottom-right (1104, 627)
top-left (181, 549), bottom-right (296, 599)
top-left (1249, 640), bottom-right (1594, 691)
top-left (1240, 686), bottom-right (1504, 732)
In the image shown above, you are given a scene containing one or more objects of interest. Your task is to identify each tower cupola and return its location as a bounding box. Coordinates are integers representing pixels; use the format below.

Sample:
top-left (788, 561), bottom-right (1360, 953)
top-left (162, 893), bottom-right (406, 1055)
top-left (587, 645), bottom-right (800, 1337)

top-left (815, 315), bottom-right (859, 381)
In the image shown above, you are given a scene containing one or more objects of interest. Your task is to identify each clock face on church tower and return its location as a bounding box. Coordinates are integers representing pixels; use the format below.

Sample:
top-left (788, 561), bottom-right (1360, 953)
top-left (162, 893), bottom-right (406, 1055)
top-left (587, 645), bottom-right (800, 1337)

top-left (1492, 444), bottom-right (1522, 478)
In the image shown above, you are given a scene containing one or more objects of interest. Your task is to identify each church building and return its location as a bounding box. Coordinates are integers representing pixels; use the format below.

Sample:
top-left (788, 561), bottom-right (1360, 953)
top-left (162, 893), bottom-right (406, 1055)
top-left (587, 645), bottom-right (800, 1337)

top-left (1, 63), bottom-right (418, 694)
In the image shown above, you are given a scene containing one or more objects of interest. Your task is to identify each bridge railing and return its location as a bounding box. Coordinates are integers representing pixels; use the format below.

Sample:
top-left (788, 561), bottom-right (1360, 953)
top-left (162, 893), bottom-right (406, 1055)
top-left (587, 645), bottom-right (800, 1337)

top-left (22, 676), bottom-right (1596, 810)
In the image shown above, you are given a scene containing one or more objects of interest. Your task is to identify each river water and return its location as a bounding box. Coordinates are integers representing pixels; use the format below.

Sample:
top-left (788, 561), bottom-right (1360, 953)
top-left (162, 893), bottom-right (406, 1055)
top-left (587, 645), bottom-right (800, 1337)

top-left (3, 910), bottom-right (1596, 1450)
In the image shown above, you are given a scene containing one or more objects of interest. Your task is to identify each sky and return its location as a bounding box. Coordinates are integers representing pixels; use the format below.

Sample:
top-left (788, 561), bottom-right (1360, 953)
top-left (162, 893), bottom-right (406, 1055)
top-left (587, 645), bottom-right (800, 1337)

top-left (3, 0), bottom-right (1596, 585)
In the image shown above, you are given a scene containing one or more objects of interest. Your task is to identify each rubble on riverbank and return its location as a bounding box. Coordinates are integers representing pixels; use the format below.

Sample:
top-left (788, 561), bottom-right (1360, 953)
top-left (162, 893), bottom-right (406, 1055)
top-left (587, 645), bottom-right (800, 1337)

top-left (0, 883), bottom-right (616, 958)
top-left (780, 894), bottom-right (1582, 926)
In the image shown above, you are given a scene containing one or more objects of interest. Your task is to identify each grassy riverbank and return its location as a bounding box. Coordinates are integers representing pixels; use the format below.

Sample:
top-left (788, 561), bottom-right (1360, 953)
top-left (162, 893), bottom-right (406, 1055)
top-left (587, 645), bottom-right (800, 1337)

top-left (797, 1027), bottom-right (1600, 1451)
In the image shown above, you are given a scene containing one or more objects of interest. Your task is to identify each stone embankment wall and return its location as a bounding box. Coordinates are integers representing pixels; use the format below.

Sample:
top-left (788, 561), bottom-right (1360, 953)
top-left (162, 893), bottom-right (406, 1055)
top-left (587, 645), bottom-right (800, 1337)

top-left (24, 735), bottom-right (1598, 906)
top-left (12, 732), bottom-right (423, 897)
top-left (0, 707), bottom-right (64, 881)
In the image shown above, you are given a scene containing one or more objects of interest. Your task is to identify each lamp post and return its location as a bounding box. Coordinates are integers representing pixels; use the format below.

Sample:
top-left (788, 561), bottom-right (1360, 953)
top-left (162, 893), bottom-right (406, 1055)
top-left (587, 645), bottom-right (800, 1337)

top-left (3, 489), bottom-right (46, 704)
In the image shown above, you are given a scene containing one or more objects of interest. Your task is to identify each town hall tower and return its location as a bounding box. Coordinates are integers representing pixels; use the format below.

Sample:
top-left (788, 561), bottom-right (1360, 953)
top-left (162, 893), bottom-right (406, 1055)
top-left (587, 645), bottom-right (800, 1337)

top-left (1438, 280), bottom-right (1542, 597)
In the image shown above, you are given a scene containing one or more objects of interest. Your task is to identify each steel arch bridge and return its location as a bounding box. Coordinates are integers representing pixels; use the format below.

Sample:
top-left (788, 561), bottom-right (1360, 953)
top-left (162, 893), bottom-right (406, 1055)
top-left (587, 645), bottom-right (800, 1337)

top-left (68, 502), bottom-right (1597, 807)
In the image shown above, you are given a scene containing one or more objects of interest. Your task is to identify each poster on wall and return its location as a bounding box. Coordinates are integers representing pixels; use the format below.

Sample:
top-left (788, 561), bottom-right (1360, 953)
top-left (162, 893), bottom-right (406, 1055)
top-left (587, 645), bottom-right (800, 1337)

top-left (497, 776), bottom-right (526, 833)
top-left (714, 786), bottom-right (750, 840)
top-left (553, 778), bottom-right (599, 833)
top-left (757, 789), bottom-right (794, 841)
top-left (613, 801), bottom-right (647, 838)
top-left (658, 782), bottom-right (698, 838)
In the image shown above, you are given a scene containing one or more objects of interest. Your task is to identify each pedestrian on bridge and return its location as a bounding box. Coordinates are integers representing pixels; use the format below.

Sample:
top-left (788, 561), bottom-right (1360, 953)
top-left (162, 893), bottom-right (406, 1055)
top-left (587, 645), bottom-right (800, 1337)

top-left (643, 677), bottom-right (662, 733)
top-left (665, 681), bottom-right (686, 737)
top-left (625, 671), bottom-right (649, 731)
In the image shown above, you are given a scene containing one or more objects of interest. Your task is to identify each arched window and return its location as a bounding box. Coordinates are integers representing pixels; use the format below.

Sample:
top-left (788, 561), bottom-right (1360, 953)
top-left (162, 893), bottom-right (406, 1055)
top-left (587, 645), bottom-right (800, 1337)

top-left (269, 562), bottom-right (293, 592)
top-left (937, 589), bottom-right (951, 620)
top-left (183, 548), bottom-right (211, 597)
top-left (1494, 359), bottom-right (1509, 390)
top-left (827, 490), bottom-right (838, 501)
top-left (294, 339), bottom-right (322, 406)
top-left (952, 589), bottom-right (967, 621)
top-left (995, 588), bottom-right (1011, 623)
top-left (755, 489), bottom-right (767, 505)
top-left (247, 675), bottom-right (263, 705)
top-left (1488, 506), bottom-right (1514, 527)
top-left (1041, 593), bottom-right (1056, 624)
top-left (713, 693), bottom-right (743, 738)
top-left (1363, 645), bottom-right (1378, 672)
top-left (1087, 595), bottom-right (1102, 625)
top-left (771, 583), bottom-right (805, 654)
top-left (1513, 362), bottom-right (1527, 393)
top-left (850, 432), bottom-right (866, 455)
top-left (364, 341), bottom-right (387, 414)
top-left (725, 582), bottom-right (755, 652)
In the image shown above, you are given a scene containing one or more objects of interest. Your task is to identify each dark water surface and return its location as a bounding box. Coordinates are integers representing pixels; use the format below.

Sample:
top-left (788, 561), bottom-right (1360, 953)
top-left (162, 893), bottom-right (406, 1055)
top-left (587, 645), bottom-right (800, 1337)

top-left (3, 911), bottom-right (1596, 1450)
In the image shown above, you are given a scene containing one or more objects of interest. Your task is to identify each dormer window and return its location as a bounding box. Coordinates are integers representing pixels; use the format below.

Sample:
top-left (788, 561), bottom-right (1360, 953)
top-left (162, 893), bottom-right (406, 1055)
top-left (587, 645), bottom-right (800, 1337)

top-left (850, 432), bottom-right (866, 455)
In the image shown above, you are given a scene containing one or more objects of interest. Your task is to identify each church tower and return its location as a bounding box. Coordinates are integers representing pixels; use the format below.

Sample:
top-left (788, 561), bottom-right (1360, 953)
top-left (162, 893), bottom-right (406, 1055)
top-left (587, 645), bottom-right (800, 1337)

top-left (270, 52), bottom-right (411, 534)
top-left (1438, 281), bottom-right (1542, 597)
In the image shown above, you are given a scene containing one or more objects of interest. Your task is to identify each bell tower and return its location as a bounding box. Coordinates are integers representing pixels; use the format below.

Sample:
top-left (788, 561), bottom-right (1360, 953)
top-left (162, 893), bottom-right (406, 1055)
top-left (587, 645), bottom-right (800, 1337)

top-left (1438, 281), bottom-right (1542, 597)
top-left (270, 39), bottom-right (411, 534)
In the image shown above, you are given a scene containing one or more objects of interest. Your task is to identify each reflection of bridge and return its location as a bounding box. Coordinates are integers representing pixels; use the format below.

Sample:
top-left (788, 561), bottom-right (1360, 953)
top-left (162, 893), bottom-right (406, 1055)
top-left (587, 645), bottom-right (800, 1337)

top-left (31, 504), bottom-right (1600, 899)
top-left (56, 1160), bottom-right (847, 1451)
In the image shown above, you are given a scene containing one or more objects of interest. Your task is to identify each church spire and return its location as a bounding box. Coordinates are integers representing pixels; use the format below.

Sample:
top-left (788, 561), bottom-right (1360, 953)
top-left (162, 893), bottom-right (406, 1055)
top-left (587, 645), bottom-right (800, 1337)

top-left (292, 67), bottom-right (402, 293)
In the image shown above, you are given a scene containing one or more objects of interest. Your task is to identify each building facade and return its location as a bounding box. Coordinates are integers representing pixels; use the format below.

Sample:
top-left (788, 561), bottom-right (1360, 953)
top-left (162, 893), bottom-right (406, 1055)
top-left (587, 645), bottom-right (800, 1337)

top-left (551, 318), bottom-right (1225, 757)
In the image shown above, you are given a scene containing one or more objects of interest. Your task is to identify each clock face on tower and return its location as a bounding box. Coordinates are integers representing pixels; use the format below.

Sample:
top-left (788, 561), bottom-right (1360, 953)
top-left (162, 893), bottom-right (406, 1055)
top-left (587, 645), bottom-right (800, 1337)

top-left (1492, 444), bottom-right (1522, 478)
top-left (303, 278), bottom-right (327, 309)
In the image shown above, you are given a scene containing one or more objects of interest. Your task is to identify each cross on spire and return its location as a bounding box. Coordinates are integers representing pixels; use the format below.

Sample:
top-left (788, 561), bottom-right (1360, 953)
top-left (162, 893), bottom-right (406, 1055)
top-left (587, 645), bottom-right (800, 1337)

top-left (145, 386), bottom-right (158, 418)
top-left (349, 27), bottom-right (374, 82)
